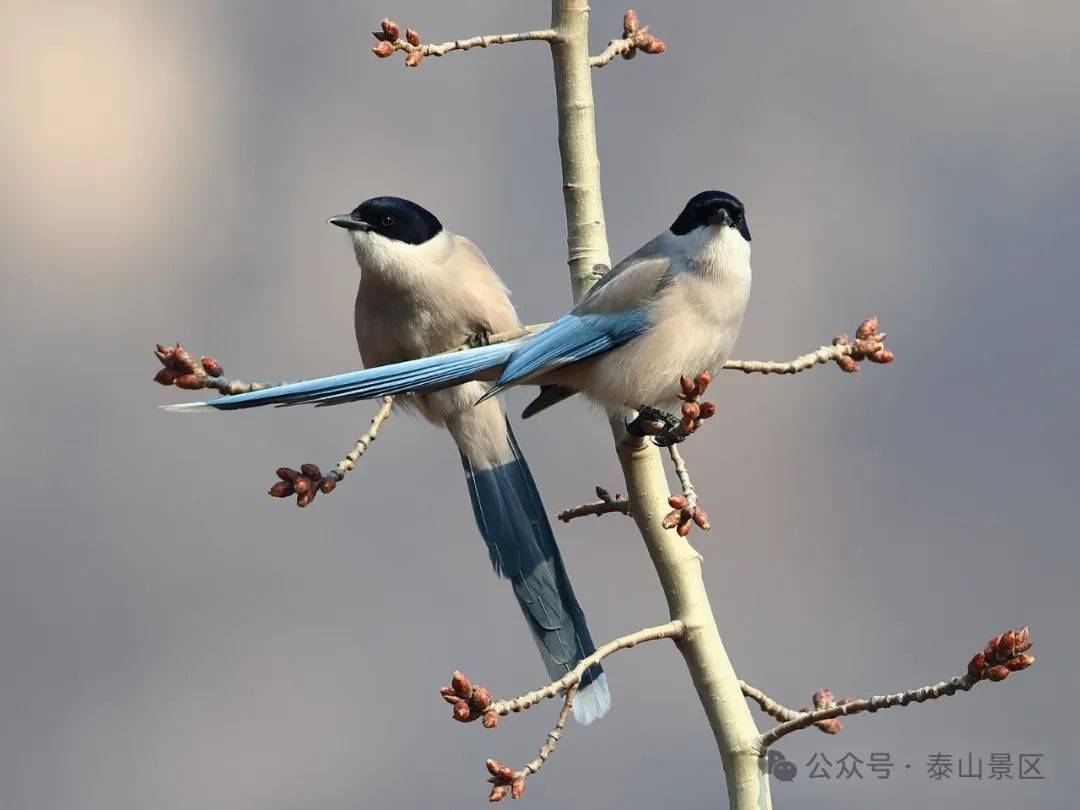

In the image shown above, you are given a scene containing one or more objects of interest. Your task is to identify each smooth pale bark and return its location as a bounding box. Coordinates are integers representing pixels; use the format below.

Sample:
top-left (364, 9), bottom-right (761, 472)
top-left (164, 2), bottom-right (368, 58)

top-left (547, 2), bottom-right (770, 807)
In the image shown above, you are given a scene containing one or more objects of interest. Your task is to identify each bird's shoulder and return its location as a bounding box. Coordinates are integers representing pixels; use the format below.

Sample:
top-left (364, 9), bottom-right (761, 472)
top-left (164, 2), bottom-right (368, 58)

top-left (575, 235), bottom-right (674, 314)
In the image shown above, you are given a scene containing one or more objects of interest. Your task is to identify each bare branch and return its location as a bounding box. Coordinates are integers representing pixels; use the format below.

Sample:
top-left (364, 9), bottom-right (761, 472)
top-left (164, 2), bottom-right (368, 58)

top-left (333, 395), bottom-right (395, 476)
top-left (724, 316), bottom-right (894, 376)
top-left (739, 681), bottom-right (804, 724)
top-left (590, 10), bottom-right (667, 68)
top-left (267, 396), bottom-right (396, 507)
top-left (485, 686), bottom-right (578, 801)
top-left (447, 621), bottom-right (684, 723)
top-left (754, 626), bottom-right (1036, 752)
top-left (661, 444), bottom-right (712, 537)
top-left (439, 622), bottom-right (683, 799)
top-left (557, 485), bottom-right (630, 522)
top-left (371, 17), bottom-right (554, 68)
top-left (152, 343), bottom-right (290, 395)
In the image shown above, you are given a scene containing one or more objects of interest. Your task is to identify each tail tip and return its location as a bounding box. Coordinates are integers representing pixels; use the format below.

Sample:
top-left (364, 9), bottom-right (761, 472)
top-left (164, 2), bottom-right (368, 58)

top-left (571, 672), bottom-right (611, 725)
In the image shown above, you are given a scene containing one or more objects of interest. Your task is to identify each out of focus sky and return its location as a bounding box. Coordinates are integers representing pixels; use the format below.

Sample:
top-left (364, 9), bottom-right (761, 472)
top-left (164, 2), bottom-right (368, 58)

top-left (2, 1), bottom-right (1078, 808)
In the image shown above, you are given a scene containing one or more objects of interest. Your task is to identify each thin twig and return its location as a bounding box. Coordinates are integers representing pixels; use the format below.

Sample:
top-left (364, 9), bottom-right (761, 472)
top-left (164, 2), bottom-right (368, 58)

top-left (756, 676), bottom-right (977, 751)
top-left (739, 681), bottom-right (803, 723)
top-left (490, 621), bottom-right (685, 716)
top-left (754, 626), bottom-right (1036, 752)
top-left (558, 485), bottom-right (630, 522)
top-left (372, 18), bottom-right (554, 67)
top-left (589, 38), bottom-right (635, 67)
top-left (557, 498), bottom-right (629, 522)
top-left (518, 684), bottom-right (577, 779)
top-left (333, 396), bottom-right (395, 479)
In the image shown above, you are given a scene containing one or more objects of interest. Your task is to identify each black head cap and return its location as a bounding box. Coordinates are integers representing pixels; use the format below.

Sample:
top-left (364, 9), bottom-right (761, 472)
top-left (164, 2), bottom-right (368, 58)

top-left (669, 190), bottom-right (750, 241)
top-left (330, 196), bottom-right (443, 245)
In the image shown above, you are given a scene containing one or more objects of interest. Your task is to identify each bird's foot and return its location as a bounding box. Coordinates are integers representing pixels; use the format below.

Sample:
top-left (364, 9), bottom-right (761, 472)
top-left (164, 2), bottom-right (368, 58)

top-left (626, 406), bottom-right (681, 443)
top-left (465, 329), bottom-right (492, 348)
top-left (268, 464), bottom-right (340, 507)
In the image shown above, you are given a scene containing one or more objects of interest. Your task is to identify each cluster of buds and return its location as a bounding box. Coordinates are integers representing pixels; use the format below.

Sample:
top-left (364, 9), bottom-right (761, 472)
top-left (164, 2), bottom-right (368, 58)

top-left (485, 759), bottom-right (526, 802)
top-left (440, 670), bottom-right (499, 729)
top-left (673, 372), bottom-right (716, 440)
top-left (152, 343), bottom-right (221, 390)
top-left (833, 316), bottom-right (894, 373)
top-left (620, 10), bottom-right (666, 59)
top-left (801, 688), bottom-right (857, 735)
top-left (662, 493), bottom-right (709, 537)
top-left (269, 464), bottom-right (339, 508)
top-left (967, 627), bottom-right (1035, 683)
top-left (372, 18), bottom-right (425, 67)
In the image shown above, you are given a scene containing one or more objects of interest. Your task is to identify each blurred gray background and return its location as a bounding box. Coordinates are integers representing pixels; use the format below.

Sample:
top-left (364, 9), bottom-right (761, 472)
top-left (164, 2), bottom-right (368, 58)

top-left (2, 1), bottom-right (1078, 808)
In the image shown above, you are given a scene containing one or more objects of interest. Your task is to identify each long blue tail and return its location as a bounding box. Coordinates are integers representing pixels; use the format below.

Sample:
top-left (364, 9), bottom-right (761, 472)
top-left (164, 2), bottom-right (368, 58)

top-left (460, 419), bottom-right (610, 724)
top-left (162, 340), bottom-right (521, 412)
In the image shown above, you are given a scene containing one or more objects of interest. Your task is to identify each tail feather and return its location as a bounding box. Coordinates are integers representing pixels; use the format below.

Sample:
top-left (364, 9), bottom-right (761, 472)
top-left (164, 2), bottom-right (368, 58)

top-left (162, 340), bottom-right (520, 412)
top-left (461, 419), bottom-right (610, 724)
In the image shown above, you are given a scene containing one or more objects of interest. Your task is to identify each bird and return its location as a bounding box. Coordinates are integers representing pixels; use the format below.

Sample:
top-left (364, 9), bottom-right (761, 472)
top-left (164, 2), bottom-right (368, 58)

top-left (165, 191), bottom-right (752, 432)
top-left (176, 196), bottom-right (611, 723)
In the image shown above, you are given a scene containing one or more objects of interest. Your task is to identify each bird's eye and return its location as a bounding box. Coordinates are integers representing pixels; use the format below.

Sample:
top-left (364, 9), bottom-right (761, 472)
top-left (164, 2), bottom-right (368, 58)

top-left (381, 215), bottom-right (394, 227)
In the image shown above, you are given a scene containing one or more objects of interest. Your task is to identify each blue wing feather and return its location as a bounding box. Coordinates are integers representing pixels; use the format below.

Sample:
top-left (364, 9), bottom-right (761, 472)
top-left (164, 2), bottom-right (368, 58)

top-left (479, 309), bottom-right (649, 401)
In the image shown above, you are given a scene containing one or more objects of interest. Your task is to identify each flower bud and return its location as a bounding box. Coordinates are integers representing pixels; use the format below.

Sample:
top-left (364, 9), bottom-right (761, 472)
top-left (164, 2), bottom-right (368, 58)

top-left (699, 401), bottom-right (717, 419)
top-left (373, 41), bottom-right (394, 57)
top-left (662, 510), bottom-right (682, 529)
top-left (967, 652), bottom-right (986, 679)
top-left (406, 28), bottom-right (421, 46)
top-left (470, 685), bottom-right (493, 711)
top-left (440, 686), bottom-right (459, 705)
top-left (813, 688), bottom-right (836, 710)
top-left (677, 519), bottom-right (692, 537)
top-left (694, 371), bottom-right (711, 392)
top-left (836, 356), bottom-right (859, 373)
top-left (296, 490), bottom-right (316, 508)
top-left (681, 401), bottom-right (700, 420)
top-left (153, 368), bottom-right (178, 385)
top-left (679, 375), bottom-right (697, 398)
top-left (200, 356), bottom-right (223, 377)
top-left (986, 665), bottom-right (1010, 682)
top-left (639, 36), bottom-right (666, 54)
top-left (269, 480), bottom-right (294, 498)
top-left (173, 373), bottom-right (202, 390)
top-left (292, 477), bottom-right (312, 497)
top-left (692, 506), bottom-right (710, 530)
top-left (856, 316), bottom-right (880, 340)
top-left (511, 777), bottom-right (525, 799)
top-left (319, 476), bottom-right (337, 494)
top-left (489, 785), bottom-right (508, 802)
top-left (1006, 654), bottom-right (1035, 671)
top-left (405, 50), bottom-right (424, 67)
top-left (452, 670), bottom-right (472, 698)
top-left (380, 18), bottom-right (400, 41)
top-left (452, 700), bottom-right (472, 722)
top-left (623, 9), bottom-right (639, 36)
top-left (486, 759), bottom-right (503, 777)
top-left (668, 494), bottom-right (688, 509)
top-left (301, 463), bottom-right (322, 481)
top-left (482, 710), bottom-right (499, 729)
top-left (277, 467), bottom-right (300, 481)
top-left (816, 718), bottom-right (843, 734)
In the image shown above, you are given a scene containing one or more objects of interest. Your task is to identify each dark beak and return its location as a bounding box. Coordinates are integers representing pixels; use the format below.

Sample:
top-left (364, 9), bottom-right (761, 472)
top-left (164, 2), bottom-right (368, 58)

top-left (328, 214), bottom-right (370, 231)
top-left (737, 219), bottom-right (751, 242)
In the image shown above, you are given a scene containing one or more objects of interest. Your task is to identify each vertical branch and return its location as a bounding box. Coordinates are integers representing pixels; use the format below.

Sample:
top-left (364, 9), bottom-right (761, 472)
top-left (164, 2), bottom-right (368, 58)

top-left (549, 1), bottom-right (612, 301)
top-left (546, 3), bottom-right (770, 808)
